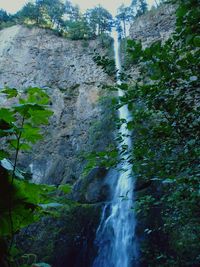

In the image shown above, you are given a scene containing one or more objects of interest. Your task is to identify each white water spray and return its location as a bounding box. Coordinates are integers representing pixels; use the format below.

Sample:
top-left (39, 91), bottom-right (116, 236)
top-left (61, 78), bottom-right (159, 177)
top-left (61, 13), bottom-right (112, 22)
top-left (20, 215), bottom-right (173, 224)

top-left (93, 30), bottom-right (138, 267)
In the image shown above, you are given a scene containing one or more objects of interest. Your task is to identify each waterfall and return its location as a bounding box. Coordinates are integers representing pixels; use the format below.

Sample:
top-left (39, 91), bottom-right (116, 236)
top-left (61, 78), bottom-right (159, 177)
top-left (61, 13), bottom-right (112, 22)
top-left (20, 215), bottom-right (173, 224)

top-left (92, 30), bottom-right (138, 267)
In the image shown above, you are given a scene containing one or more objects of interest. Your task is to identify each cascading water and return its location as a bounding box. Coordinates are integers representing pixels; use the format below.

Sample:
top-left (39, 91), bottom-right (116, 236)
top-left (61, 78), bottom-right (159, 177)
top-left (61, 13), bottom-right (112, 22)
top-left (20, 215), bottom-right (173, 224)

top-left (93, 30), bottom-right (138, 267)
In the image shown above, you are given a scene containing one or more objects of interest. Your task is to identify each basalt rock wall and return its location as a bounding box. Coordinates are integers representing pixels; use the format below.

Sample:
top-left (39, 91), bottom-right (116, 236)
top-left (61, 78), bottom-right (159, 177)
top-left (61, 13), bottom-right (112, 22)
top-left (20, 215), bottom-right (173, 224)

top-left (0, 25), bottom-right (112, 185)
top-left (129, 3), bottom-right (176, 47)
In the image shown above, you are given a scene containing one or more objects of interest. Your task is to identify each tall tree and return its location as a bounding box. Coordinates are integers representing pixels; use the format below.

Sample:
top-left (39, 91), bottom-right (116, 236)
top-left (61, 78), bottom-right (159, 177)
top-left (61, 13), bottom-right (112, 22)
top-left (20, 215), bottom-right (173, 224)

top-left (138, 0), bottom-right (148, 15)
top-left (64, 1), bottom-right (80, 21)
top-left (131, 0), bottom-right (148, 17)
top-left (116, 4), bottom-right (134, 37)
top-left (47, 0), bottom-right (65, 27)
top-left (86, 6), bottom-right (113, 36)
top-left (0, 9), bottom-right (10, 23)
top-left (15, 3), bottom-right (40, 24)
top-left (65, 18), bottom-right (91, 40)
top-left (36, 0), bottom-right (65, 27)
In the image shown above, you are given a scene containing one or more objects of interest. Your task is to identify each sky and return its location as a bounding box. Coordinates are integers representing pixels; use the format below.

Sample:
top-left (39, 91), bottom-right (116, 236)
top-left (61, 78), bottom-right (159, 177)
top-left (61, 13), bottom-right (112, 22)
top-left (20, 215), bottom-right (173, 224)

top-left (0, 0), bottom-right (155, 16)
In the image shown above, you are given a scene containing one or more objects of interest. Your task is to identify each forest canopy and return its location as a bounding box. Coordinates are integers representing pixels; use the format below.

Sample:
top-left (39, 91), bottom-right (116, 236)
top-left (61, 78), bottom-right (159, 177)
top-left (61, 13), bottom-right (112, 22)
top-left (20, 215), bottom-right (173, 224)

top-left (0, 0), bottom-right (149, 39)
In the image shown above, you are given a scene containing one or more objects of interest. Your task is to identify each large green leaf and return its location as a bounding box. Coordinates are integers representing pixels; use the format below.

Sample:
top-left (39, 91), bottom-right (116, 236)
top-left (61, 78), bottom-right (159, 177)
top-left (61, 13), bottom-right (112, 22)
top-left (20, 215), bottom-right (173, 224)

top-left (14, 103), bottom-right (44, 118)
top-left (0, 108), bottom-right (15, 123)
top-left (1, 87), bottom-right (18, 98)
top-left (29, 109), bottom-right (53, 125)
top-left (20, 87), bottom-right (51, 105)
top-left (21, 124), bottom-right (43, 143)
top-left (0, 150), bottom-right (9, 160)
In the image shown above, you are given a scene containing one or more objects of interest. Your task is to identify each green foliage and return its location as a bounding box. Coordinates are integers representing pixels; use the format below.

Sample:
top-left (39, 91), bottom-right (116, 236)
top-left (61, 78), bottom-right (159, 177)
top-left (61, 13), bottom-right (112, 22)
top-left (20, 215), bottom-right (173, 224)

top-left (135, 0), bottom-right (148, 16)
top-left (130, 0), bottom-right (148, 17)
top-left (15, 0), bottom-right (65, 28)
top-left (85, 6), bottom-right (113, 36)
top-left (93, 54), bottom-right (116, 76)
top-left (15, 2), bottom-right (40, 25)
top-left (64, 18), bottom-right (92, 40)
top-left (120, 0), bottom-right (200, 265)
top-left (83, 95), bottom-right (118, 175)
top-left (58, 184), bottom-right (72, 194)
top-left (0, 9), bottom-right (10, 22)
top-left (84, 147), bottom-right (119, 175)
top-left (65, 0), bottom-right (80, 22)
top-left (0, 87), bottom-right (53, 152)
top-left (116, 4), bottom-right (134, 37)
top-left (38, 0), bottom-right (65, 27)
top-left (0, 9), bottom-right (15, 30)
top-left (115, 0), bottom-right (148, 38)
top-left (86, 0), bottom-right (199, 265)
top-left (0, 177), bottom-right (55, 237)
top-left (0, 87), bottom-right (54, 265)
top-left (0, 1), bottom-right (114, 41)
top-left (2, 0), bottom-right (114, 41)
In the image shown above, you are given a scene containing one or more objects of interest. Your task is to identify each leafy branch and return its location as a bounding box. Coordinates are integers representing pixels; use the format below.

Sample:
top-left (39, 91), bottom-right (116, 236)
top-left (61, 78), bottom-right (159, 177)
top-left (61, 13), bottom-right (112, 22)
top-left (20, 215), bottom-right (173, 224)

top-left (0, 87), bottom-right (53, 265)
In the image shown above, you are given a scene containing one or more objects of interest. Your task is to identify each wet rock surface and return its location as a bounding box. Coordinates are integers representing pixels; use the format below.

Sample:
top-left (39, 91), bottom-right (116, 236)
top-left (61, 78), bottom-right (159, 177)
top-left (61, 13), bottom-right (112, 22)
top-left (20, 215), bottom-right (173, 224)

top-left (0, 26), bottom-right (115, 266)
top-left (129, 4), bottom-right (176, 47)
top-left (0, 25), bottom-right (112, 185)
top-left (72, 167), bottom-right (111, 203)
top-left (15, 204), bottom-right (101, 267)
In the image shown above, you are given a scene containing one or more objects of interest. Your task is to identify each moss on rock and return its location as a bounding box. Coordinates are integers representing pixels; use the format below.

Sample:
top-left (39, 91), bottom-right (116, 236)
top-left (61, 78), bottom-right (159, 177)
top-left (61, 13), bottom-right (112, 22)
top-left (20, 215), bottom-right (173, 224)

top-left (15, 203), bottom-right (101, 267)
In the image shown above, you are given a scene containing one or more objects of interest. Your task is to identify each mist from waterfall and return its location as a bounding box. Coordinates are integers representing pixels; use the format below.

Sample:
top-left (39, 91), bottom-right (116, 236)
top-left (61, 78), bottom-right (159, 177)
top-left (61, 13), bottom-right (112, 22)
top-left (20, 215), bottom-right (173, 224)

top-left (92, 30), bottom-right (138, 267)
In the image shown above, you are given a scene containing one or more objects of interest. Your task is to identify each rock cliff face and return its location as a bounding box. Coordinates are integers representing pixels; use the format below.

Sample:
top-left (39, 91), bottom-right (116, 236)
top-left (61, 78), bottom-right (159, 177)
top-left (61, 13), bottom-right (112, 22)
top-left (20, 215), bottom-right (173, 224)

top-left (0, 25), bottom-right (112, 185)
top-left (126, 4), bottom-right (176, 84)
top-left (0, 5), bottom-right (177, 265)
top-left (129, 4), bottom-right (176, 47)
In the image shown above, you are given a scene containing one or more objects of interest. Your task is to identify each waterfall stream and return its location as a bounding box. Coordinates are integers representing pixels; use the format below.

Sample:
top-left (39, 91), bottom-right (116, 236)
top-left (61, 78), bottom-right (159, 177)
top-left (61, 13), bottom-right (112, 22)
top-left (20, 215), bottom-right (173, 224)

top-left (92, 30), bottom-right (138, 267)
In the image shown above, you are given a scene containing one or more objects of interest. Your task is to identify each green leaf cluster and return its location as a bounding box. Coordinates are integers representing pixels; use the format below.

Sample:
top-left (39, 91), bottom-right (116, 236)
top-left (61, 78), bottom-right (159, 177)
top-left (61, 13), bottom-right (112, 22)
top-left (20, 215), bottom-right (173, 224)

top-left (2, 1), bottom-right (113, 41)
top-left (93, 54), bottom-right (116, 76)
top-left (121, 0), bottom-right (200, 265)
top-left (0, 87), bottom-right (54, 265)
top-left (0, 87), bottom-right (53, 152)
top-left (86, 0), bottom-right (200, 265)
